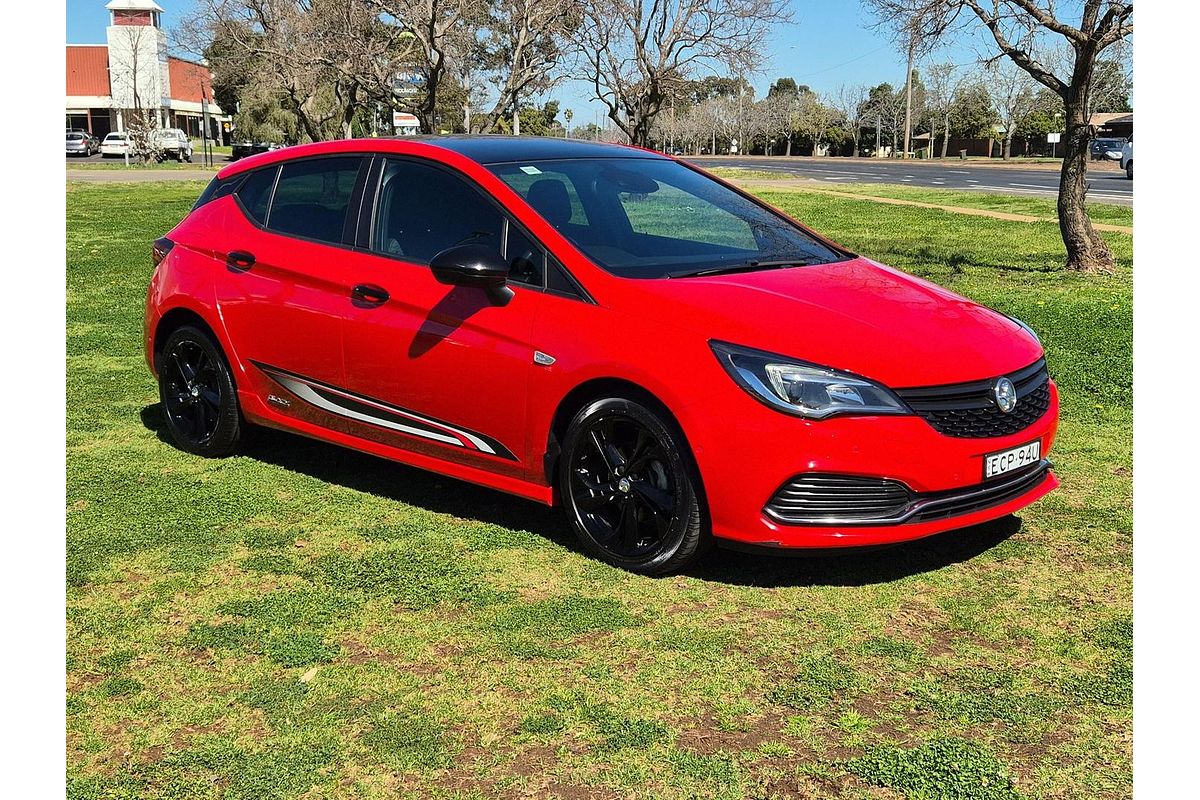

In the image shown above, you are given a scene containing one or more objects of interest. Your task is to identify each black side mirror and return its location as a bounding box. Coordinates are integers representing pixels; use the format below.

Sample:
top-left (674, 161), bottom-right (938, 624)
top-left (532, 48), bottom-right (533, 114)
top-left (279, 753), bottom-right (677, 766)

top-left (429, 243), bottom-right (513, 305)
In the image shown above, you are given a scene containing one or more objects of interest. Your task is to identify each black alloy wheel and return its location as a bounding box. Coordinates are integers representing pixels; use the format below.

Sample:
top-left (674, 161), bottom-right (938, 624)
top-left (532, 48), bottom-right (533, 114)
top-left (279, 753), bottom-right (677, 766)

top-left (561, 397), bottom-right (707, 575)
top-left (158, 326), bottom-right (242, 457)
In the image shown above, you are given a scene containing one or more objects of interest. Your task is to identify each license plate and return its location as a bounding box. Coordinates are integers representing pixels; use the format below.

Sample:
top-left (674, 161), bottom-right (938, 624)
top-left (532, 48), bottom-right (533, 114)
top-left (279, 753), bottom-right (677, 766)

top-left (984, 440), bottom-right (1041, 479)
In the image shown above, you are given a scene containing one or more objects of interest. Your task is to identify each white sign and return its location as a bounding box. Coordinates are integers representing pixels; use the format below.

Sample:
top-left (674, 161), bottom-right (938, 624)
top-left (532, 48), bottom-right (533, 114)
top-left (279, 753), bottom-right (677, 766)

top-left (392, 111), bottom-right (420, 129)
top-left (1047, 132), bottom-right (1061, 143)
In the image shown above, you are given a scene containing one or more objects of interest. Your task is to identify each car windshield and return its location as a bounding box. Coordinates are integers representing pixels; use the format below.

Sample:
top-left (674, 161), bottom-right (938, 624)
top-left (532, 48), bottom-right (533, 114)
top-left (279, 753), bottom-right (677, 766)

top-left (67, 134), bottom-right (84, 141)
top-left (105, 134), bottom-right (125, 141)
top-left (487, 157), bottom-right (844, 279)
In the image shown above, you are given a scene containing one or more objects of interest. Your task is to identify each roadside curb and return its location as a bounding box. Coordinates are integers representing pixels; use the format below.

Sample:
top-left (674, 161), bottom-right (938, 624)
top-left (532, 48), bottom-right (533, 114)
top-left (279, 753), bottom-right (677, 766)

top-left (736, 179), bottom-right (1133, 235)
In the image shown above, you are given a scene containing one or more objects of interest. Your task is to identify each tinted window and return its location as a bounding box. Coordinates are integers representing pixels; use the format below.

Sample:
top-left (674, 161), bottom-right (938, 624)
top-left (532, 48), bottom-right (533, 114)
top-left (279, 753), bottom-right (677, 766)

top-left (193, 174), bottom-right (245, 211)
top-left (267, 157), bottom-right (363, 244)
top-left (546, 255), bottom-right (583, 298)
top-left (490, 158), bottom-right (843, 279)
top-left (235, 167), bottom-right (278, 226)
top-left (373, 159), bottom-right (503, 262)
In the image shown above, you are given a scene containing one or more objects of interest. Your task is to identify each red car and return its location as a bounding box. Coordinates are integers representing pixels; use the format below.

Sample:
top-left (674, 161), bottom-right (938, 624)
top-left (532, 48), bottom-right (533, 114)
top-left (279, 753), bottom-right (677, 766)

top-left (145, 137), bottom-right (1058, 575)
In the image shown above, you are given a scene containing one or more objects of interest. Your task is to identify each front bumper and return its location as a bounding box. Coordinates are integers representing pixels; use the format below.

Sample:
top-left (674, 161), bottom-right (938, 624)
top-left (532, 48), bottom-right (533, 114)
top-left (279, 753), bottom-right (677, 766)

top-left (689, 379), bottom-right (1060, 548)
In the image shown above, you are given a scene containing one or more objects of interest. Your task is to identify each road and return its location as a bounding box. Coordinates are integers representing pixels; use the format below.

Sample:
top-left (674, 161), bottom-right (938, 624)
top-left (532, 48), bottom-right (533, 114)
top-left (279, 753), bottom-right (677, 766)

top-left (685, 156), bottom-right (1133, 206)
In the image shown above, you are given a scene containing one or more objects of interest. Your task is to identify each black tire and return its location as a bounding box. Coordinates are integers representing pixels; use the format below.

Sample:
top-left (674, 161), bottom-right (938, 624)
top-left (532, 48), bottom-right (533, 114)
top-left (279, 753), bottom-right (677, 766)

top-left (1125, 160), bottom-right (1132, 180)
top-left (158, 325), bottom-right (242, 457)
top-left (559, 397), bottom-right (708, 576)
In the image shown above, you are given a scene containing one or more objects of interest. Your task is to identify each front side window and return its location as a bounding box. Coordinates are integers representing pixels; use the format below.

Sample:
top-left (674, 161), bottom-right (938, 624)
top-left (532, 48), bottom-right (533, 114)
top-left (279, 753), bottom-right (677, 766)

top-left (265, 157), bottom-right (363, 244)
top-left (373, 158), bottom-right (504, 263)
top-left (490, 158), bottom-right (843, 279)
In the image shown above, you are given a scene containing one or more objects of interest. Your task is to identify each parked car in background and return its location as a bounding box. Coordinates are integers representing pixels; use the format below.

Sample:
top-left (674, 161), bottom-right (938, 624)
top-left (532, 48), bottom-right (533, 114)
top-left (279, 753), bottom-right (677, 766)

top-left (99, 132), bottom-right (131, 158)
top-left (66, 131), bottom-right (99, 157)
top-left (1089, 137), bottom-right (1126, 161)
top-left (231, 140), bottom-right (283, 161)
top-left (1119, 137), bottom-right (1132, 179)
top-left (145, 137), bottom-right (1059, 575)
top-left (151, 128), bottom-right (194, 162)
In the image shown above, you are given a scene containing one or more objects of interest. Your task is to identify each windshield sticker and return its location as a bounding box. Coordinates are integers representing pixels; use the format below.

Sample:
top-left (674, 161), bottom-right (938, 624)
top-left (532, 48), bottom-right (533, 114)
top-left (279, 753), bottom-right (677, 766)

top-left (519, 165), bottom-right (543, 175)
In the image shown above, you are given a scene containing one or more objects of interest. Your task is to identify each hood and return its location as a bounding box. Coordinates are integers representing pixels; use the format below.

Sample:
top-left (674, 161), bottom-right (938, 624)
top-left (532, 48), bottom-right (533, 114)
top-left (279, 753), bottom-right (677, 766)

top-left (620, 257), bottom-right (1042, 388)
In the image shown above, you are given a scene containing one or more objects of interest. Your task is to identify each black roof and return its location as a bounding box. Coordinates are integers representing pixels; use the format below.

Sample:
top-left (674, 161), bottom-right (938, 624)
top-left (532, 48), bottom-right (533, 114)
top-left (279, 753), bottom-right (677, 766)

top-left (412, 135), bottom-right (665, 164)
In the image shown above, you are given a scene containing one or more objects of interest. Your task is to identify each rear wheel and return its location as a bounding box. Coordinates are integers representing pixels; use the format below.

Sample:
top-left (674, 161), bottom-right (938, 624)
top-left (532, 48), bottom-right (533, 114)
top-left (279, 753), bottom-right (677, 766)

top-left (158, 326), bottom-right (242, 457)
top-left (559, 397), bottom-right (707, 576)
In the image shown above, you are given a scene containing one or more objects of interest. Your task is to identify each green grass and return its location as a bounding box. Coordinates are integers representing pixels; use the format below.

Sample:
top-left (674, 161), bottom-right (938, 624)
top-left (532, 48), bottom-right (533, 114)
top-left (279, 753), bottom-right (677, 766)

top-left (67, 179), bottom-right (1131, 798)
top-left (66, 159), bottom-right (224, 171)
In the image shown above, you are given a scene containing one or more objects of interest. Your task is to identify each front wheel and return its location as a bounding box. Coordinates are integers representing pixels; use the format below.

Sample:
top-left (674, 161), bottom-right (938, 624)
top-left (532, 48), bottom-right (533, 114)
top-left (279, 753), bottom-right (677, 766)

top-left (158, 326), bottom-right (242, 457)
top-left (1125, 160), bottom-right (1132, 180)
top-left (560, 397), bottom-right (707, 576)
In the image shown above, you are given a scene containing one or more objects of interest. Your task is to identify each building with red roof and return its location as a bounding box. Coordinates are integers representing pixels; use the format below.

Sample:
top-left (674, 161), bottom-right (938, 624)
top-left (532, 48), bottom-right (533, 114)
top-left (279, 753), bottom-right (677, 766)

top-left (66, 1), bottom-right (230, 140)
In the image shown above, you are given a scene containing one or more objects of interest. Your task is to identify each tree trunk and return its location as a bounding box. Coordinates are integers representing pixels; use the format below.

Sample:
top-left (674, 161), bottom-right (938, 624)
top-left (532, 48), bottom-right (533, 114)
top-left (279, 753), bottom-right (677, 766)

top-left (811, 138), bottom-right (819, 157)
top-left (941, 114), bottom-right (951, 158)
top-left (852, 124), bottom-right (860, 157)
top-left (785, 136), bottom-right (792, 156)
top-left (1058, 105), bottom-right (1113, 272)
top-left (1003, 135), bottom-right (1012, 160)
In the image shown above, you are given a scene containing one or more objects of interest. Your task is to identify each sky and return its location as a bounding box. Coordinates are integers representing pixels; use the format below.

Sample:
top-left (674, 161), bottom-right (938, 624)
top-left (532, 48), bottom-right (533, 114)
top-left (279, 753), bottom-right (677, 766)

top-left (66, 0), bottom-right (989, 123)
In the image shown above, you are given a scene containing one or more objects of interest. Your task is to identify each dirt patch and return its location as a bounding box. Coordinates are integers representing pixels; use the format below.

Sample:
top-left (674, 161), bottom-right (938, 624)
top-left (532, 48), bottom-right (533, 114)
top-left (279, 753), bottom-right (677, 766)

top-left (675, 711), bottom-right (788, 755)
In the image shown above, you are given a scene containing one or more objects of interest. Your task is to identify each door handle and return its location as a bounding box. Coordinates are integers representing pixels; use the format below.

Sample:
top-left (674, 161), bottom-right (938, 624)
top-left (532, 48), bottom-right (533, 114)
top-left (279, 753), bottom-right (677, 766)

top-left (226, 250), bottom-right (256, 272)
top-left (351, 283), bottom-right (390, 306)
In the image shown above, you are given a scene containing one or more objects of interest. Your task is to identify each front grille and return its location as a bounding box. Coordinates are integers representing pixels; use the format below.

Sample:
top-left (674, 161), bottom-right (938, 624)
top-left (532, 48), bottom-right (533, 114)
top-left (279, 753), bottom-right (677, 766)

top-left (896, 359), bottom-right (1050, 439)
top-left (765, 461), bottom-right (1051, 526)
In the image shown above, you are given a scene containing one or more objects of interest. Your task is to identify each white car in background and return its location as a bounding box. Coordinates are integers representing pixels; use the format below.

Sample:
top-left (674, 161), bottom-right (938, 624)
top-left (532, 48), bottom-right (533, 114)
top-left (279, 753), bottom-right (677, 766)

top-left (1119, 138), bottom-right (1132, 179)
top-left (99, 132), bottom-right (130, 158)
top-left (151, 128), bottom-right (194, 162)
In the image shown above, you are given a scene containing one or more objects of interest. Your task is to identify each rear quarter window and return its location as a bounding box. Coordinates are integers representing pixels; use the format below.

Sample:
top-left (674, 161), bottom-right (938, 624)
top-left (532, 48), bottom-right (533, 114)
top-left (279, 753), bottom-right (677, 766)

top-left (234, 167), bottom-right (280, 226)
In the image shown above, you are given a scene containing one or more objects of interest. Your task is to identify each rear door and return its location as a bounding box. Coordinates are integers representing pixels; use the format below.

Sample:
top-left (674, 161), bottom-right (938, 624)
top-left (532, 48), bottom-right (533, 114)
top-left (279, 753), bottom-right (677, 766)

top-left (212, 155), bottom-right (369, 417)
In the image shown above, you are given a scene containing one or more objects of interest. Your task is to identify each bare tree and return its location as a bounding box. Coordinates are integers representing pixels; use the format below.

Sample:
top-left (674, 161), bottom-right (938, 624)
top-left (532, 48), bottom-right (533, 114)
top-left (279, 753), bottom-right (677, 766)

top-left (107, 22), bottom-right (161, 161)
top-left (569, 0), bottom-right (793, 145)
top-left (181, 1), bottom-right (420, 141)
top-left (762, 92), bottom-right (797, 155)
top-left (369, 0), bottom-right (482, 134)
top-left (794, 92), bottom-right (837, 156)
top-left (832, 84), bottom-right (871, 157)
top-left (477, 0), bottom-right (578, 133)
top-left (984, 59), bottom-right (1044, 159)
top-left (862, 0), bottom-right (1133, 271)
top-left (924, 62), bottom-right (966, 158)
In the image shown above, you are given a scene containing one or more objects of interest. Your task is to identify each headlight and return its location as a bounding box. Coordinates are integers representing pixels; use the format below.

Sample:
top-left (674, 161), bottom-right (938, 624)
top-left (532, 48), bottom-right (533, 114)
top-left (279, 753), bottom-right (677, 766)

top-left (1002, 313), bottom-right (1041, 344)
top-left (710, 341), bottom-right (909, 420)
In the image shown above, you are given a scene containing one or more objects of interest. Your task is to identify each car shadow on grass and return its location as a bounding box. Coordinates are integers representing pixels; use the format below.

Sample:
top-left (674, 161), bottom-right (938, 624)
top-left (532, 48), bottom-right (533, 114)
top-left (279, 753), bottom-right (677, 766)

top-left (141, 404), bottom-right (1024, 588)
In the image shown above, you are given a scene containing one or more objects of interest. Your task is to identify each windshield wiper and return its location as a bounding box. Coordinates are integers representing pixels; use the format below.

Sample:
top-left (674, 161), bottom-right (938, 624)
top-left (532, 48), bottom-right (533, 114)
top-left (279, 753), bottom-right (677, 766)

top-left (665, 259), bottom-right (812, 279)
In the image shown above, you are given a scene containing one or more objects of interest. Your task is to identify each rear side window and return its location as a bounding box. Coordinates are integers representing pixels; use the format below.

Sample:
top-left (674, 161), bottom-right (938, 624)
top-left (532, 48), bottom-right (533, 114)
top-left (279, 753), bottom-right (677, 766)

top-left (267, 157), bottom-right (364, 244)
top-left (235, 167), bottom-right (278, 225)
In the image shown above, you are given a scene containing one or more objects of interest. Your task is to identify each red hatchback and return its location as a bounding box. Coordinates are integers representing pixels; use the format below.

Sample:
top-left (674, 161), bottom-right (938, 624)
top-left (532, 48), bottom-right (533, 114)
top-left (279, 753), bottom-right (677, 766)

top-left (145, 137), bottom-right (1058, 574)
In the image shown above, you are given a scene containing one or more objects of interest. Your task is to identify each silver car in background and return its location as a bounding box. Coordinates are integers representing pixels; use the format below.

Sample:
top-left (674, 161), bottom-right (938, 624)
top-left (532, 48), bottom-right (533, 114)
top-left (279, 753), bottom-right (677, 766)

top-left (66, 131), bottom-right (98, 157)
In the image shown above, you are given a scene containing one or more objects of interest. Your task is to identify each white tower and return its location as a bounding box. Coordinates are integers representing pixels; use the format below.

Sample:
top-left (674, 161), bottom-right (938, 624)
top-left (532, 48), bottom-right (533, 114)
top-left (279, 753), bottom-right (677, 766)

top-left (105, 0), bottom-right (169, 129)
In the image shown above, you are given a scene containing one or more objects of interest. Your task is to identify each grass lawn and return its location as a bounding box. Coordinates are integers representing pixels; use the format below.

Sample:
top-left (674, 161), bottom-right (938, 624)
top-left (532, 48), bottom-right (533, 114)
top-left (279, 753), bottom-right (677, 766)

top-left (66, 160), bottom-right (225, 171)
top-left (66, 180), bottom-right (1131, 799)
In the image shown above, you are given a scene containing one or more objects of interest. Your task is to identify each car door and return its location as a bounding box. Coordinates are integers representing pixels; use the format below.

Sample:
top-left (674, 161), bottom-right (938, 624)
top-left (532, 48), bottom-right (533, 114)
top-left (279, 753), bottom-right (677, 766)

top-left (336, 156), bottom-right (543, 480)
top-left (212, 155), bottom-right (369, 416)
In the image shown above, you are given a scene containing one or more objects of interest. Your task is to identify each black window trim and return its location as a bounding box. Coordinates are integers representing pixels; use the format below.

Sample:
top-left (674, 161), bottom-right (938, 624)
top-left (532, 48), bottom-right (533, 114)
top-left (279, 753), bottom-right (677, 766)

top-left (360, 153), bottom-right (596, 305)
